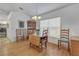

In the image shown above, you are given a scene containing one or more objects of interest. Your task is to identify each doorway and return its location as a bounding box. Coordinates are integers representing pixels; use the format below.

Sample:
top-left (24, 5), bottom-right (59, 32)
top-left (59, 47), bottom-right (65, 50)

top-left (0, 21), bottom-right (10, 48)
top-left (0, 22), bottom-right (7, 38)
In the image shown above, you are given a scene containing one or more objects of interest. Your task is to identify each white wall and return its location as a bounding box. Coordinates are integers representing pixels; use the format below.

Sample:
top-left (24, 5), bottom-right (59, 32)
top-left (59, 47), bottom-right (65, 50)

top-left (0, 10), bottom-right (8, 21)
top-left (36, 20), bottom-right (40, 30)
top-left (40, 4), bottom-right (79, 44)
top-left (7, 11), bottom-right (30, 41)
top-left (42, 4), bottom-right (79, 37)
top-left (0, 13), bottom-right (8, 28)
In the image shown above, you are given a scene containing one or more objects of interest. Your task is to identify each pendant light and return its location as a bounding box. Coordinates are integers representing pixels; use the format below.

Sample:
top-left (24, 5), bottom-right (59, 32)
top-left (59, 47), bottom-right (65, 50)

top-left (32, 4), bottom-right (42, 20)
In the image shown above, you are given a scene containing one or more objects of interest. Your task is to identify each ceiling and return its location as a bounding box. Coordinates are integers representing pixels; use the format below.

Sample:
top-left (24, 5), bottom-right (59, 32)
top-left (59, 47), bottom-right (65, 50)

top-left (0, 3), bottom-right (72, 17)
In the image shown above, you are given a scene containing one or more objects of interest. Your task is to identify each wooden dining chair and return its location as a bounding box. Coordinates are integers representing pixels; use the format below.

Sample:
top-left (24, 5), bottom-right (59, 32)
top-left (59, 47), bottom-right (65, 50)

top-left (16, 29), bottom-right (23, 42)
top-left (40, 28), bottom-right (48, 48)
top-left (16, 29), bottom-right (27, 42)
top-left (22, 29), bottom-right (27, 40)
top-left (58, 29), bottom-right (70, 51)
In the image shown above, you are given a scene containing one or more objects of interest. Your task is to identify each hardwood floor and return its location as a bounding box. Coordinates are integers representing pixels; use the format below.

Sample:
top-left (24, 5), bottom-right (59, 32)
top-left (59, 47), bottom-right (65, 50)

top-left (0, 38), bottom-right (11, 48)
top-left (0, 40), bottom-right (69, 56)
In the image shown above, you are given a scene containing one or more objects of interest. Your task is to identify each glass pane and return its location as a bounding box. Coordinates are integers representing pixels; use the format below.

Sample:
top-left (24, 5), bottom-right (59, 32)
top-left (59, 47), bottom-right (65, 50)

top-left (19, 21), bottom-right (24, 28)
top-left (40, 17), bottom-right (61, 39)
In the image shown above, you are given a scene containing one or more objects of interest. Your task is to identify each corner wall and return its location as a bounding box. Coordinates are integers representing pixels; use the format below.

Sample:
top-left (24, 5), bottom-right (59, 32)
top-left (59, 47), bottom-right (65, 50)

top-left (7, 11), bottom-right (30, 42)
top-left (42, 4), bottom-right (79, 37)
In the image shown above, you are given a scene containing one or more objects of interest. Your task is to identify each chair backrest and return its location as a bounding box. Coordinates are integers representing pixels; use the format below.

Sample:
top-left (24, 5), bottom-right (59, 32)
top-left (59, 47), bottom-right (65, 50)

top-left (16, 29), bottom-right (27, 37)
top-left (16, 29), bottom-right (21, 36)
top-left (60, 29), bottom-right (69, 41)
top-left (42, 28), bottom-right (48, 38)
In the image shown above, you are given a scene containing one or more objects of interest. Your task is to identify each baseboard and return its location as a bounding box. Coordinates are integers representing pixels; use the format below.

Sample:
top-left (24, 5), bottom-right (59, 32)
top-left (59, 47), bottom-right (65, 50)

top-left (7, 37), bottom-right (16, 42)
top-left (48, 41), bottom-right (58, 46)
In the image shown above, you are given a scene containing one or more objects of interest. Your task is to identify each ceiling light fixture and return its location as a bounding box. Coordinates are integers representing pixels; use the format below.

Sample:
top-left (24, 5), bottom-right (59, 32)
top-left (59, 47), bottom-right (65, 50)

top-left (32, 16), bottom-right (42, 20)
top-left (32, 4), bottom-right (42, 20)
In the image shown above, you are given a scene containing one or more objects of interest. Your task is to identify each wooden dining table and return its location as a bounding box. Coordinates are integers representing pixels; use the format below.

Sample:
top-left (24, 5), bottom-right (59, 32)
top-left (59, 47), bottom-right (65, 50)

top-left (29, 34), bottom-right (48, 50)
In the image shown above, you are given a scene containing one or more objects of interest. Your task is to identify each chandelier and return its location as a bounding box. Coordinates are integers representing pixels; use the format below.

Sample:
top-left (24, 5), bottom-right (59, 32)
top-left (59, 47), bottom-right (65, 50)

top-left (32, 4), bottom-right (42, 20)
top-left (32, 16), bottom-right (41, 20)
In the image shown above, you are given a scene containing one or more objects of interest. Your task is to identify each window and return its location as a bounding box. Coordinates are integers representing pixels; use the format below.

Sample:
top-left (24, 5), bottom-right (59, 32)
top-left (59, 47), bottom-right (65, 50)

top-left (19, 21), bottom-right (24, 28)
top-left (40, 17), bottom-right (61, 38)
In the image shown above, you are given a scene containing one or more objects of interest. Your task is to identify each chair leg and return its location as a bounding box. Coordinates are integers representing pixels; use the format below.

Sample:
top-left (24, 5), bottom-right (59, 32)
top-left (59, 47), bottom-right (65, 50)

top-left (40, 41), bottom-right (43, 50)
top-left (58, 40), bottom-right (61, 48)
top-left (16, 37), bottom-right (18, 42)
top-left (45, 41), bottom-right (47, 48)
top-left (30, 43), bottom-right (31, 47)
top-left (60, 41), bottom-right (61, 46)
top-left (68, 42), bottom-right (70, 51)
top-left (58, 40), bottom-right (60, 48)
